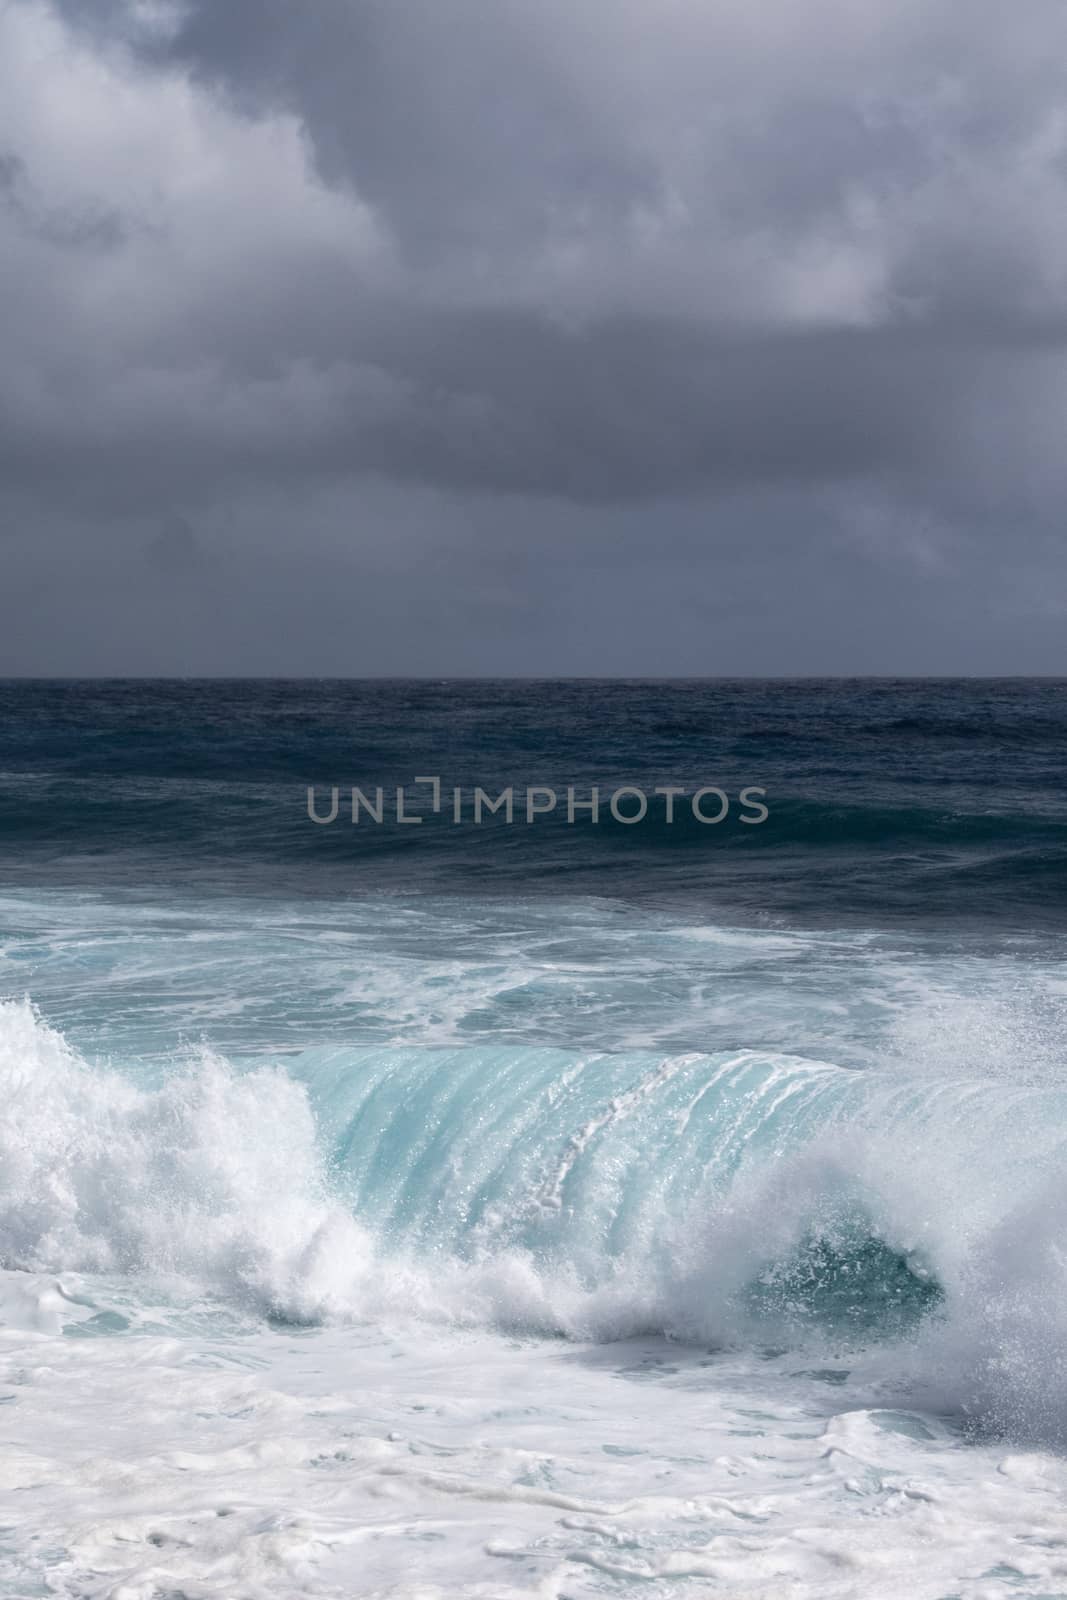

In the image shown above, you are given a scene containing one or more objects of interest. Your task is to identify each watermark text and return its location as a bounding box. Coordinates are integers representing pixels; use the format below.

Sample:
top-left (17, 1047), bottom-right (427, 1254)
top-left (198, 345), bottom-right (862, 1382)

top-left (306, 779), bottom-right (769, 826)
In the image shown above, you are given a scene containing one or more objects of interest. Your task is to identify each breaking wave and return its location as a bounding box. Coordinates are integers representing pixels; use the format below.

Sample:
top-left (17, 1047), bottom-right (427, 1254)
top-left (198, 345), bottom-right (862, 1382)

top-left (3, 998), bottom-right (1067, 1444)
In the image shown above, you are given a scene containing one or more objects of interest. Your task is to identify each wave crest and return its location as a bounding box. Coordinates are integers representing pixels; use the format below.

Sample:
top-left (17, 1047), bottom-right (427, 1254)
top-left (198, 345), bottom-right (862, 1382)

top-left (4, 999), bottom-right (1067, 1445)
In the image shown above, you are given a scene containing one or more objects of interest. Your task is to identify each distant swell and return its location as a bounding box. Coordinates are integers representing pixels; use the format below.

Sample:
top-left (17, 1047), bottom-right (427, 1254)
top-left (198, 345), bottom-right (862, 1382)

top-left (865, 715), bottom-right (1067, 744)
top-left (763, 797), bottom-right (1067, 850)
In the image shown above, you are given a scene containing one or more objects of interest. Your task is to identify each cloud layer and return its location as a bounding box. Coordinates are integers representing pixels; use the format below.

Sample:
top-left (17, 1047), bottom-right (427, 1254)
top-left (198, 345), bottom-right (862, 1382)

top-left (3, 0), bottom-right (1067, 671)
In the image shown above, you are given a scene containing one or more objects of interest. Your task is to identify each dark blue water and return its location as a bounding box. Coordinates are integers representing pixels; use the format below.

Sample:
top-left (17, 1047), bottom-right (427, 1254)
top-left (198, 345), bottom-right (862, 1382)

top-left (1, 678), bottom-right (1064, 931)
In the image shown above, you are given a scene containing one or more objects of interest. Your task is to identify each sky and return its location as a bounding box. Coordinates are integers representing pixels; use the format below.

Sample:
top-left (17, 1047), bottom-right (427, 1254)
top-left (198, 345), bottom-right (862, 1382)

top-left (2, 0), bottom-right (1067, 675)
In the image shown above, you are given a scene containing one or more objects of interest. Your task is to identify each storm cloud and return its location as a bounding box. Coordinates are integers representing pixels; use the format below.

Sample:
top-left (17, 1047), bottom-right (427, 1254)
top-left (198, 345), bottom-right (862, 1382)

top-left (3, 0), bottom-right (1067, 672)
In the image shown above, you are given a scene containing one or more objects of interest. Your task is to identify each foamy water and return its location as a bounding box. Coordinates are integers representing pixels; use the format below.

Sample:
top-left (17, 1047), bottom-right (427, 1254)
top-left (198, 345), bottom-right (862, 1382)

top-left (3, 885), bottom-right (1067, 1597)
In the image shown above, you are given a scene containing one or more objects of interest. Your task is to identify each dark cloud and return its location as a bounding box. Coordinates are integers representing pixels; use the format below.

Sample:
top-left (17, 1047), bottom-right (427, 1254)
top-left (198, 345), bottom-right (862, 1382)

top-left (3, 0), bottom-right (1067, 671)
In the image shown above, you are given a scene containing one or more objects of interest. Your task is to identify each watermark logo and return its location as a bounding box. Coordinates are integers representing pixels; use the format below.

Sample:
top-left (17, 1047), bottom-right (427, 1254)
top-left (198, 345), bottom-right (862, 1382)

top-left (307, 778), bottom-right (769, 826)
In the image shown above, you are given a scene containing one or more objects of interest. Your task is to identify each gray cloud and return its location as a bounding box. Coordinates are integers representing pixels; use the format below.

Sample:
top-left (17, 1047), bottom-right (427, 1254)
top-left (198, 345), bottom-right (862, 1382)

top-left (3, 0), bottom-right (1067, 671)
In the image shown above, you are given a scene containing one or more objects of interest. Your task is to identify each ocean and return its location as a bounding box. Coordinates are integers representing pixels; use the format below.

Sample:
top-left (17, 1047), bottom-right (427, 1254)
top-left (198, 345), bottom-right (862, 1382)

top-left (2, 679), bottom-right (1067, 1599)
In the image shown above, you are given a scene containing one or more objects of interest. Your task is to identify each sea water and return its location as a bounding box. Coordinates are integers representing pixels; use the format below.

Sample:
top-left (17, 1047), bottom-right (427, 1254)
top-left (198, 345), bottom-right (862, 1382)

top-left (1, 679), bottom-right (1066, 1598)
